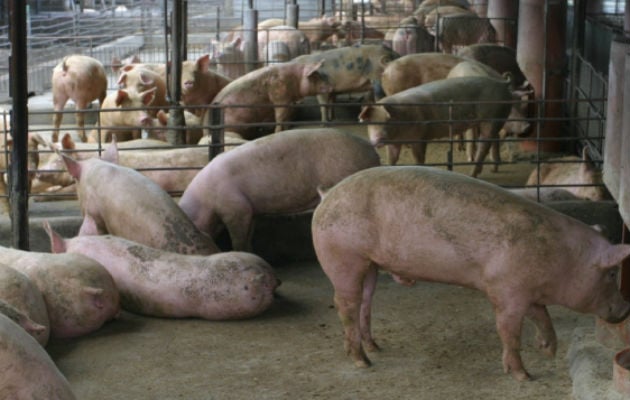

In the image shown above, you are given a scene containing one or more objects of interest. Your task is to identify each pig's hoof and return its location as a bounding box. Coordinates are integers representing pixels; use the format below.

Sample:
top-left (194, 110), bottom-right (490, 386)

top-left (354, 358), bottom-right (371, 368)
top-left (507, 368), bottom-right (532, 382)
top-left (364, 340), bottom-right (381, 353)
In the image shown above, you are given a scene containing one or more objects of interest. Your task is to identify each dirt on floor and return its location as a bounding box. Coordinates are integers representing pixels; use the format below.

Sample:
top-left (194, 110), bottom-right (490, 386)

top-left (35, 119), bottom-right (590, 399)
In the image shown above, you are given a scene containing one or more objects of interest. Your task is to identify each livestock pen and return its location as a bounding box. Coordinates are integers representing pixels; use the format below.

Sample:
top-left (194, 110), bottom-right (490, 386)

top-left (1, 1), bottom-right (629, 399)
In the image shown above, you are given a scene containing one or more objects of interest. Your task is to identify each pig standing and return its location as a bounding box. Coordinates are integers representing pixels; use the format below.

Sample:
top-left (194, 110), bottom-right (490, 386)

top-left (359, 75), bottom-right (513, 177)
top-left (52, 55), bottom-right (108, 142)
top-left (456, 44), bottom-right (529, 89)
top-left (179, 128), bottom-right (380, 251)
top-left (209, 62), bottom-right (332, 139)
top-left (208, 37), bottom-right (246, 79)
top-left (0, 265), bottom-right (50, 346)
top-left (0, 245), bottom-right (120, 339)
top-left (436, 13), bottom-right (497, 53)
top-left (181, 54), bottom-right (232, 117)
top-left (392, 16), bottom-right (434, 56)
top-left (311, 166), bottom-right (630, 381)
top-left (0, 313), bottom-right (76, 399)
top-left (47, 225), bottom-right (279, 320)
top-left (297, 15), bottom-right (341, 50)
top-left (61, 143), bottom-right (220, 255)
top-left (291, 44), bottom-right (400, 121)
top-left (116, 64), bottom-right (169, 114)
top-left (380, 53), bottom-right (467, 97)
top-left (258, 25), bottom-right (311, 63)
top-left (526, 148), bottom-right (609, 201)
top-left (88, 88), bottom-right (156, 143)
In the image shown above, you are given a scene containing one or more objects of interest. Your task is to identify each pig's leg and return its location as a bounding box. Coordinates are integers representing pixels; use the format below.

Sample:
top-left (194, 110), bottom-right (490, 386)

top-left (386, 144), bottom-right (402, 165)
top-left (216, 196), bottom-right (254, 252)
top-left (410, 141), bottom-right (428, 165)
top-left (464, 128), bottom-right (478, 162)
top-left (274, 106), bottom-right (292, 133)
top-left (317, 93), bottom-right (334, 122)
top-left (52, 92), bottom-right (70, 143)
top-left (74, 99), bottom-right (90, 143)
top-left (471, 122), bottom-right (500, 178)
top-left (493, 303), bottom-right (531, 381)
top-left (359, 264), bottom-right (380, 352)
top-left (0, 178), bottom-right (9, 213)
top-left (526, 304), bottom-right (557, 357)
top-left (328, 256), bottom-right (374, 368)
top-left (78, 214), bottom-right (106, 236)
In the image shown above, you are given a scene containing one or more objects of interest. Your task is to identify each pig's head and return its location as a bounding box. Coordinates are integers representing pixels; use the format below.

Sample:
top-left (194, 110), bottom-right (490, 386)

top-left (113, 88), bottom-right (156, 128)
top-left (358, 104), bottom-right (391, 147)
top-left (35, 134), bottom-right (82, 187)
top-left (181, 54), bottom-right (212, 98)
top-left (575, 243), bottom-right (630, 324)
top-left (300, 61), bottom-right (333, 96)
top-left (576, 148), bottom-right (609, 201)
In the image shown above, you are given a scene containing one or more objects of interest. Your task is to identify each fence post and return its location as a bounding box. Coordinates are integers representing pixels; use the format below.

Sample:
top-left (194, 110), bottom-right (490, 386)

top-left (287, 0), bottom-right (299, 29)
top-left (209, 103), bottom-right (224, 161)
top-left (243, 2), bottom-right (258, 74)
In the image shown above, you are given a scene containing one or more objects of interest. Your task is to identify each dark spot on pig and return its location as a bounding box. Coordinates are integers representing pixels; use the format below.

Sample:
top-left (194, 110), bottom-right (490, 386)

top-left (346, 62), bottom-right (354, 70)
top-left (121, 292), bottom-right (148, 315)
top-left (127, 244), bottom-right (159, 263)
top-left (331, 59), bottom-right (340, 69)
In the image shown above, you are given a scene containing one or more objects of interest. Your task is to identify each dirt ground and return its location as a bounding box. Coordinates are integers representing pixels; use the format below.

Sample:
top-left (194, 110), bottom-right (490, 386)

top-left (34, 121), bottom-right (599, 399)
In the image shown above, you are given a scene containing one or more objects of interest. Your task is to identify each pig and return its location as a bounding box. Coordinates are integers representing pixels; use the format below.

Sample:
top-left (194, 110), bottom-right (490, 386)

top-left (446, 60), bottom-right (532, 167)
top-left (116, 64), bottom-right (169, 114)
top-left (422, 5), bottom-right (475, 31)
top-left (181, 54), bottom-right (232, 117)
top-left (52, 54), bottom-right (108, 142)
top-left (0, 299), bottom-right (47, 339)
top-left (359, 75), bottom-right (514, 177)
top-left (508, 187), bottom-right (581, 202)
top-left (291, 44), bottom-right (400, 121)
top-left (298, 15), bottom-right (342, 50)
top-left (208, 37), bottom-right (247, 79)
top-left (380, 53), bottom-right (468, 97)
top-left (209, 61), bottom-right (332, 139)
top-left (152, 109), bottom-right (204, 144)
top-left (88, 87), bottom-right (157, 143)
top-left (525, 147), bottom-right (609, 201)
top-left (311, 165), bottom-right (630, 381)
top-left (47, 225), bottom-right (279, 320)
top-left (257, 25), bottom-right (311, 63)
top-left (392, 16), bottom-right (434, 56)
top-left (110, 54), bottom-right (141, 74)
top-left (337, 20), bottom-right (385, 46)
top-left (0, 265), bottom-right (50, 346)
top-left (262, 40), bottom-right (292, 65)
top-left (436, 13), bottom-right (497, 54)
top-left (61, 142), bottom-right (220, 255)
top-left (0, 245), bottom-right (120, 339)
top-left (0, 132), bottom-right (47, 213)
top-left (0, 313), bottom-right (77, 399)
top-left (179, 128), bottom-right (381, 252)
top-left (456, 44), bottom-right (529, 89)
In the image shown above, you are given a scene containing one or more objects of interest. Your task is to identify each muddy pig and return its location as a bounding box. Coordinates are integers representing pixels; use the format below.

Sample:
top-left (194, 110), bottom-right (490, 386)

top-left (526, 147), bottom-right (609, 201)
top-left (0, 312), bottom-right (76, 399)
top-left (61, 143), bottom-right (220, 254)
top-left (311, 166), bottom-right (630, 381)
top-left (181, 54), bottom-right (232, 117)
top-left (359, 75), bottom-right (513, 177)
top-left (210, 61), bottom-right (332, 139)
top-left (0, 245), bottom-right (120, 339)
top-left (47, 225), bottom-right (279, 320)
top-left (291, 44), bottom-right (400, 121)
top-left (0, 265), bottom-right (50, 346)
top-left (52, 54), bottom-right (108, 142)
top-left (179, 128), bottom-right (380, 252)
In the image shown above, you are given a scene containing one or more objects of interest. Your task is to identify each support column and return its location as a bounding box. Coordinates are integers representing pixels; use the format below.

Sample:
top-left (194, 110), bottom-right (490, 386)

top-left (517, 0), bottom-right (566, 152)
top-left (487, 0), bottom-right (518, 48)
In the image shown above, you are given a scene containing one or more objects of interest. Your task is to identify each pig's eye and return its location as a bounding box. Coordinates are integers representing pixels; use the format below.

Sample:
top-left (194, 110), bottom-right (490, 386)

top-left (609, 269), bottom-right (619, 281)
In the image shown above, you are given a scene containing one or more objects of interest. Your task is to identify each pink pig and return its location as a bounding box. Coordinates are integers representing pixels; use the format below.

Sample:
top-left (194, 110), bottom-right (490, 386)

top-left (312, 166), bottom-right (630, 381)
top-left (52, 55), bottom-right (108, 143)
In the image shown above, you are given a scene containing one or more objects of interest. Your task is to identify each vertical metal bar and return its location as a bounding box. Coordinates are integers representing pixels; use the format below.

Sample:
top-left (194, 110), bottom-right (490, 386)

top-left (621, 224), bottom-right (630, 300)
top-left (9, 0), bottom-right (29, 250)
top-left (167, 0), bottom-right (185, 145)
top-left (210, 104), bottom-right (224, 161)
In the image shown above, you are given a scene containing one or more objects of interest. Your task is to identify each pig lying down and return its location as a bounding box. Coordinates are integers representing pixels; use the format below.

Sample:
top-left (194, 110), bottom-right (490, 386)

top-left (311, 166), bottom-right (630, 381)
top-left (46, 223), bottom-right (278, 320)
top-left (0, 313), bottom-right (76, 400)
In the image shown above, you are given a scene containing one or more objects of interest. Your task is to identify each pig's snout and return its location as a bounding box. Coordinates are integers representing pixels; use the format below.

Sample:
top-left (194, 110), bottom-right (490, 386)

top-left (139, 115), bottom-right (154, 128)
top-left (604, 302), bottom-right (630, 324)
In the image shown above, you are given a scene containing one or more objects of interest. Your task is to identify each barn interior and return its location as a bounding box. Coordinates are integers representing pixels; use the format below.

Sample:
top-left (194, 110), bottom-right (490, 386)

top-left (1, 0), bottom-right (630, 399)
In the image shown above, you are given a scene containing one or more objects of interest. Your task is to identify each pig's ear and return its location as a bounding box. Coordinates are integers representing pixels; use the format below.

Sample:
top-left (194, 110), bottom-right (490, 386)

top-left (197, 54), bottom-right (211, 71)
top-left (120, 64), bottom-right (136, 73)
top-left (83, 287), bottom-right (106, 310)
top-left (157, 110), bottom-right (168, 126)
top-left (598, 244), bottom-right (630, 269)
top-left (102, 138), bottom-right (119, 164)
top-left (305, 60), bottom-right (325, 77)
top-left (358, 105), bottom-right (372, 122)
top-left (116, 73), bottom-right (127, 88)
top-left (140, 87), bottom-right (157, 106)
top-left (42, 220), bottom-right (68, 254)
top-left (61, 154), bottom-right (81, 180)
top-left (231, 37), bottom-right (242, 48)
top-left (61, 133), bottom-right (75, 150)
top-left (115, 89), bottom-right (130, 107)
top-left (139, 71), bottom-right (155, 86)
